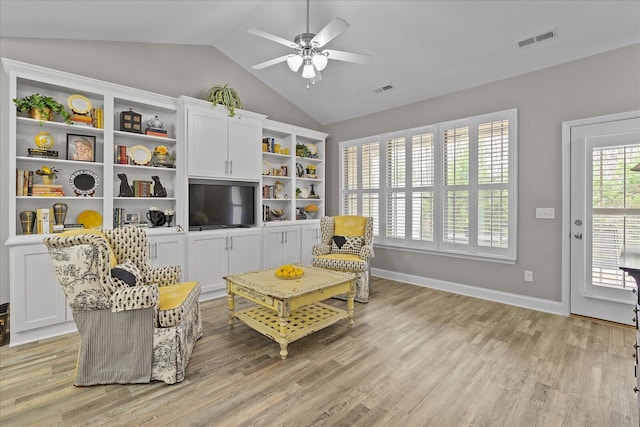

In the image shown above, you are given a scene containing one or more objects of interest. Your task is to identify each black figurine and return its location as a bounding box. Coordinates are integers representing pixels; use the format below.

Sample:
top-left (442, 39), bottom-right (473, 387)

top-left (117, 173), bottom-right (134, 197)
top-left (152, 175), bottom-right (167, 198)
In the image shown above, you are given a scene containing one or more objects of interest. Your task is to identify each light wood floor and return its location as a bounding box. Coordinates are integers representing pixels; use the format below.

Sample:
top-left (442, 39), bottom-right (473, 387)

top-left (1, 277), bottom-right (638, 426)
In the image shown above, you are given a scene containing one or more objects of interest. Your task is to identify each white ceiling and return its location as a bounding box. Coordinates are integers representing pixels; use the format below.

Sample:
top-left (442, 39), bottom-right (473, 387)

top-left (1, 1), bottom-right (639, 125)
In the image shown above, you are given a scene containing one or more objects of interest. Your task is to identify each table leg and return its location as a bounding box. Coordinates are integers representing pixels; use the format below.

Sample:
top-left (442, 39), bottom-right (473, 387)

top-left (279, 316), bottom-right (288, 359)
top-left (227, 292), bottom-right (235, 326)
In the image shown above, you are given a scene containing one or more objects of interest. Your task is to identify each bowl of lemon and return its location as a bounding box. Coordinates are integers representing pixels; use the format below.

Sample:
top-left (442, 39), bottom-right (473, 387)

top-left (275, 265), bottom-right (304, 280)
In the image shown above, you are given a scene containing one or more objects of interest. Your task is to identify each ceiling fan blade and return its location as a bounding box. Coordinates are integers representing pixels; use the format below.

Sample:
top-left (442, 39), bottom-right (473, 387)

top-left (247, 28), bottom-right (297, 49)
top-left (323, 49), bottom-right (372, 65)
top-left (252, 55), bottom-right (291, 70)
top-left (311, 17), bottom-right (349, 47)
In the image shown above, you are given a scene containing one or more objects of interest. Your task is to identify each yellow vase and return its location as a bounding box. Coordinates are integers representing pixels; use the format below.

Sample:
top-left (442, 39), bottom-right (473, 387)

top-left (42, 175), bottom-right (54, 185)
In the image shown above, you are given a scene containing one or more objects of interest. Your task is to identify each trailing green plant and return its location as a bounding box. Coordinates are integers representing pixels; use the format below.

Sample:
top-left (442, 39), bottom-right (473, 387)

top-left (207, 84), bottom-right (242, 117)
top-left (296, 143), bottom-right (312, 158)
top-left (13, 93), bottom-right (72, 125)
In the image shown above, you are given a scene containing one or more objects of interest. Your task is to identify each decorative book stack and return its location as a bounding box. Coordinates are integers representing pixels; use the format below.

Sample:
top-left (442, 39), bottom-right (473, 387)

top-left (91, 108), bottom-right (104, 129)
top-left (31, 184), bottom-right (64, 197)
top-left (132, 180), bottom-right (153, 197)
top-left (16, 170), bottom-right (34, 196)
top-left (27, 148), bottom-right (58, 158)
top-left (145, 127), bottom-right (168, 137)
top-left (70, 114), bottom-right (94, 127)
top-left (36, 208), bottom-right (53, 234)
top-left (115, 145), bottom-right (129, 164)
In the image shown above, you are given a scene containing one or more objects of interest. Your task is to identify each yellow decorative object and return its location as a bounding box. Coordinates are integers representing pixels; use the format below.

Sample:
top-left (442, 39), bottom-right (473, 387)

top-left (275, 264), bottom-right (304, 279)
top-left (34, 131), bottom-right (54, 148)
top-left (334, 215), bottom-right (367, 236)
top-left (129, 145), bottom-right (152, 165)
top-left (304, 204), bottom-right (318, 212)
top-left (58, 228), bottom-right (117, 268)
top-left (67, 94), bottom-right (92, 114)
top-left (154, 145), bottom-right (169, 155)
top-left (76, 210), bottom-right (103, 230)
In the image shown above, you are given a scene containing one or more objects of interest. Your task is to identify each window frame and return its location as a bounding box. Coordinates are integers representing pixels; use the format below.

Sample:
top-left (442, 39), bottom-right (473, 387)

top-left (338, 108), bottom-right (518, 263)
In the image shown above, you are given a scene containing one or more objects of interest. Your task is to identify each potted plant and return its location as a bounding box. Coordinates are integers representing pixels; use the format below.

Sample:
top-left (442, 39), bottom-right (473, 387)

top-left (13, 93), bottom-right (72, 125)
top-left (36, 166), bottom-right (61, 184)
top-left (207, 84), bottom-right (242, 117)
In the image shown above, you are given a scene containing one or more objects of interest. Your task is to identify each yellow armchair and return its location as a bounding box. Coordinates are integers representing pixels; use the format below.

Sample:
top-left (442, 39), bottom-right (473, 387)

top-left (311, 216), bottom-right (374, 302)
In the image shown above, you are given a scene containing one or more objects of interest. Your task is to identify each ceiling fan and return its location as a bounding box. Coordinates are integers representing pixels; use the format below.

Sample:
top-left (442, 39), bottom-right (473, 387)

top-left (248, 0), bottom-right (371, 87)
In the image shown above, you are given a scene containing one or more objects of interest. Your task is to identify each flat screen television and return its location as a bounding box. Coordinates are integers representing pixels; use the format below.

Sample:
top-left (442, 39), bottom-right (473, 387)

top-left (189, 182), bottom-right (256, 231)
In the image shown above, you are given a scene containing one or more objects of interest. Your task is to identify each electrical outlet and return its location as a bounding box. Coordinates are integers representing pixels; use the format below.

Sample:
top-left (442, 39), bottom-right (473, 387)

top-left (524, 270), bottom-right (533, 282)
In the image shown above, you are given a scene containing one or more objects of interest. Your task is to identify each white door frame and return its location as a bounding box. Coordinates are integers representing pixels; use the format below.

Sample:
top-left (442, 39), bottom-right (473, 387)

top-left (561, 110), bottom-right (640, 316)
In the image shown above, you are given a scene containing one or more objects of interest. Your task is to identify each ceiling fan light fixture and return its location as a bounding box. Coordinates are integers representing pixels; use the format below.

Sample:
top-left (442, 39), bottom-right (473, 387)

top-left (302, 61), bottom-right (316, 79)
top-left (312, 53), bottom-right (328, 71)
top-left (287, 55), bottom-right (303, 72)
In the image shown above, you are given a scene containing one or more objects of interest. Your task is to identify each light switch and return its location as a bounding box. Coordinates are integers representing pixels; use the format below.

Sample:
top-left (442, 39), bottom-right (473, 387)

top-left (536, 208), bottom-right (555, 219)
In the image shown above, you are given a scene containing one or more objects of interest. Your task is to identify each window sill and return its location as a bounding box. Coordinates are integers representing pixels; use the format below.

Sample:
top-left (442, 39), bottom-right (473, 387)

top-left (372, 242), bottom-right (516, 265)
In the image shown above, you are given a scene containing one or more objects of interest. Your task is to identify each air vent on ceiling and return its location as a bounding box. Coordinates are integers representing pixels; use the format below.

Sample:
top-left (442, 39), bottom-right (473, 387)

top-left (374, 84), bottom-right (394, 94)
top-left (517, 29), bottom-right (558, 49)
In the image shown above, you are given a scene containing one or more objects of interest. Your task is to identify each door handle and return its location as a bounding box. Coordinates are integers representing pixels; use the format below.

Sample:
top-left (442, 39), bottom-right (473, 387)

top-left (574, 232), bottom-right (583, 239)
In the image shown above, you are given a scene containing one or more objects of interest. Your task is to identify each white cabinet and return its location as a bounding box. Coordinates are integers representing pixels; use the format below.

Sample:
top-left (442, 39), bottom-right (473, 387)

top-left (9, 244), bottom-right (76, 345)
top-left (228, 116), bottom-right (263, 181)
top-left (184, 101), bottom-right (228, 178)
top-left (187, 229), bottom-right (261, 295)
top-left (148, 233), bottom-right (186, 272)
top-left (300, 223), bottom-right (321, 265)
top-left (262, 226), bottom-right (301, 269)
top-left (181, 96), bottom-right (265, 181)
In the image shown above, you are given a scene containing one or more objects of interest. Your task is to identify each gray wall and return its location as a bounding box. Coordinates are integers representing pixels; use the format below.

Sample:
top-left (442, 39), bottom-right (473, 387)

top-left (323, 44), bottom-right (640, 302)
top-left (0, 37), bottom-right (322, 304)
top-left (1, 38), bottom-right (638, 306)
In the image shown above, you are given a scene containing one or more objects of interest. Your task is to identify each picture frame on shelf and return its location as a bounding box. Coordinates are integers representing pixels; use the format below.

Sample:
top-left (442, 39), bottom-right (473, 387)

top-left (125, 212), bottom-right (140, 223)
top-left (66, 134), bottom-right (96, 162)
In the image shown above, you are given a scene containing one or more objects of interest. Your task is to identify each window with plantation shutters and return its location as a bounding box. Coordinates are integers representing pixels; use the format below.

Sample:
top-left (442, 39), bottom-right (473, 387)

top-left (339, 109), bottom-right (517, 262)
top-left (443, 126), bottom-right (470, 245)
top-left (411, 131), bottom-right (435, 243)
top-left (386, 136), bottom-right (406, 239)
top-left (340, 140), bottom-right (381, 236)
top-left (477, 119), bottom-right (510, 249)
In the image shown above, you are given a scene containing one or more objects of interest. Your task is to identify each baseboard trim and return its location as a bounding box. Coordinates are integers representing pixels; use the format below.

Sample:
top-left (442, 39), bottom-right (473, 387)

top-left (371, 268), bottom-right (565, 316)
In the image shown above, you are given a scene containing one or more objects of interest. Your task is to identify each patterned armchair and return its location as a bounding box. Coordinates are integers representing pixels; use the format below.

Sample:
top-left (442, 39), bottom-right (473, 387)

top-left (312, 216), bottom-right (374, 303)
top-left (44, 227), bottom-right (202, 386)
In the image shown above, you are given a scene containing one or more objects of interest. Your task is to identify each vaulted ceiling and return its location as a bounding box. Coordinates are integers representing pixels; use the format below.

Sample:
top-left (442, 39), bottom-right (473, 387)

top-left (1, 1), bottom-right (639, 125)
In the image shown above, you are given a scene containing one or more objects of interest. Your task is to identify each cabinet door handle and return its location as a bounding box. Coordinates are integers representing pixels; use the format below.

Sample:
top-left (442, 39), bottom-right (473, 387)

top-left (284, 231), bottom-right (288, 243)
top-left (224, 160), bottom-right (228, 175)
top-left (154, 243), bottom-right (158, 259)
top-left (230, 160), bottom-right (233, 175)
top-left (225, 236), bottom-right (228, 250)
top-left (230, 236), bottom-right (233, 250)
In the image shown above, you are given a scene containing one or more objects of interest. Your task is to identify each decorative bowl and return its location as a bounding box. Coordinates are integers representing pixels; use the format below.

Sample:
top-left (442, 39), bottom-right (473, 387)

top-left (271, 208), bottom-right (285, 219)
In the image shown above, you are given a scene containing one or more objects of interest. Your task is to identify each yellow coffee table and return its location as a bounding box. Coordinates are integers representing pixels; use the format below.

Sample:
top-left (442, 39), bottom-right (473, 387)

top-left (225, 265), bottom-right (356, 359)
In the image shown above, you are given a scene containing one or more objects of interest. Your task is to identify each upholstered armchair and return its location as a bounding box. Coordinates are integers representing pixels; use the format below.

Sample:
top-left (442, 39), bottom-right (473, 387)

top-left (311, 216), bottom-right (374, 303)
top-left (44, 227), bottom-right (202, 386)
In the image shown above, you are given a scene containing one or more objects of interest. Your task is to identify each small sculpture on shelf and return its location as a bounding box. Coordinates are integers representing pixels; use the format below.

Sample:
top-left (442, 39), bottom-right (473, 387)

top-left (309, 183), bottom-right (319, 199)
top-left (117, 173), bottom-right (134, 197)
top-left (164, 209), bottom-right (174, 227)
top-left (151, 176), bottom-right (167, 198)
